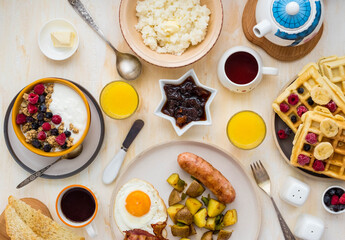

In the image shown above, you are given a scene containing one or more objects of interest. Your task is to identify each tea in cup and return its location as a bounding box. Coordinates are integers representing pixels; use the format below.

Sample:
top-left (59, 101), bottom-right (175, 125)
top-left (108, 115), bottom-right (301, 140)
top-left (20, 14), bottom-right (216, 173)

top-left (56, 185), bottom-right (98, 238)
top-left (217, 46), bottom-right (278, 93)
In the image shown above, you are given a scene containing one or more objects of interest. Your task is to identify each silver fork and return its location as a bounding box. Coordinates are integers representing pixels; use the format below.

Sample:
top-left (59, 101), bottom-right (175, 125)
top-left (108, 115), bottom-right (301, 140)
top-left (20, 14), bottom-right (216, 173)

top-left (250, 161), bottom-right (296, 240)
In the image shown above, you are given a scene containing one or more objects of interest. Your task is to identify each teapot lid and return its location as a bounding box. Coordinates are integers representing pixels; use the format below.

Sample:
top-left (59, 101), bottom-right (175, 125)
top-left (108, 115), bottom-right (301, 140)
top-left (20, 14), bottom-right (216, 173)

top-left (272, 0), bottom-right (312, 29)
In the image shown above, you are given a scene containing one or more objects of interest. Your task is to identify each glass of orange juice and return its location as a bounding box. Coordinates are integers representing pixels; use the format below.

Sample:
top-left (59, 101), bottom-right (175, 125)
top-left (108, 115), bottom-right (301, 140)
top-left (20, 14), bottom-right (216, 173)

top-left (100, 81), bottom-right (139, 120)
top-left (227, 111), bottom-right (266, 150)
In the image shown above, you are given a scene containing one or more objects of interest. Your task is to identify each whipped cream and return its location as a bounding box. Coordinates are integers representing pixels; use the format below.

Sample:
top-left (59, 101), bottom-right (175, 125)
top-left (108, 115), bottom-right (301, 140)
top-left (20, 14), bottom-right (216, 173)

top-left (49, 83), bottom-right (87, 143)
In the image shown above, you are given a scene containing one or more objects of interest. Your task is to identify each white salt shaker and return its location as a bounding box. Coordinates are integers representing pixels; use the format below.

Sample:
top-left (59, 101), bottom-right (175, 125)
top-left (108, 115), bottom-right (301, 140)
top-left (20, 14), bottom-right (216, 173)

top-left (294, 214), bottom-right (325, 240)
top-left (280, 176), bottom-right (310, 207)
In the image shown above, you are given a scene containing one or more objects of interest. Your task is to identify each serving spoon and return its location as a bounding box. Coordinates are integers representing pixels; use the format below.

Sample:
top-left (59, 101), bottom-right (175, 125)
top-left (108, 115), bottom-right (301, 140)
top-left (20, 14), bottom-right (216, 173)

top-left (68, 0), bottom-right (142, 80)
top-left (16, 144), bottom-right (83, 189)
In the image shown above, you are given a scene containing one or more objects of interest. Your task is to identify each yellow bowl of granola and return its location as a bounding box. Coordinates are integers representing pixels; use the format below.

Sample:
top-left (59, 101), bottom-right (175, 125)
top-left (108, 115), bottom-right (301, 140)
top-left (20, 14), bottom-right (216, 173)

top-left (12, 78), bottom-right (91, 157)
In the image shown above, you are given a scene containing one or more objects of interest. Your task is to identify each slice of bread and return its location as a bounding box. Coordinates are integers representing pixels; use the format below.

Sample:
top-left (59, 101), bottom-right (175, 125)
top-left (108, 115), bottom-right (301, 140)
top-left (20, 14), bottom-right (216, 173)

top-left (5, 205), bottom-right (43, 240)
top-left (6, 196), bottom-right (85, 240)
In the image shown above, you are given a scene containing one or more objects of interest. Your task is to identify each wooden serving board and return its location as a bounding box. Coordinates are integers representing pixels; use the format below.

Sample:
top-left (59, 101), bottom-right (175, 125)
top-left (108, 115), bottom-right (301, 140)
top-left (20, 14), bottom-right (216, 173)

top-left (0, 198), bottom-right (52, 240)
top-left (242, 0), bottom-right (324, 61)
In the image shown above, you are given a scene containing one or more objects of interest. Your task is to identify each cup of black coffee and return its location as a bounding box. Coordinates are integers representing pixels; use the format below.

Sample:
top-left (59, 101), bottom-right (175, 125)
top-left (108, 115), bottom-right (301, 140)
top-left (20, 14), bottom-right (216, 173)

top-left (56, 185), bottom-right (98, 238)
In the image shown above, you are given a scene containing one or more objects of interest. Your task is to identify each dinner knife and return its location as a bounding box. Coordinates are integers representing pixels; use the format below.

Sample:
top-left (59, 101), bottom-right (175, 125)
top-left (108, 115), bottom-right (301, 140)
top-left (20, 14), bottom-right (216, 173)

top-left (103, 119), bottom-right (144, 184)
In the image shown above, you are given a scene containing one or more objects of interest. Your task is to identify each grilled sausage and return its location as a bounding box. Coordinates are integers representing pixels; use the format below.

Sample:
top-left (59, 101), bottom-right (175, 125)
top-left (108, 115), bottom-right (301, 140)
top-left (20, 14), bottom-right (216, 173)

top-left (177, 152), bottom-right (236, 204)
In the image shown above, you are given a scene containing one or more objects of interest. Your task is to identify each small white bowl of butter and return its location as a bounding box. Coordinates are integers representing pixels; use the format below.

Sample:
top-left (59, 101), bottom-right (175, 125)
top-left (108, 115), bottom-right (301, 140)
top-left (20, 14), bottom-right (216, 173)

top-left (39, 18), bottom-right (79, 61)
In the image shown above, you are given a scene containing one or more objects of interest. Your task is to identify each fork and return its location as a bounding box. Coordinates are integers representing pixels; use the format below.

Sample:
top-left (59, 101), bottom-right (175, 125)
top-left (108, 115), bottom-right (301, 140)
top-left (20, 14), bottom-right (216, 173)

top-left (250, 161), bottom-right (296, 240)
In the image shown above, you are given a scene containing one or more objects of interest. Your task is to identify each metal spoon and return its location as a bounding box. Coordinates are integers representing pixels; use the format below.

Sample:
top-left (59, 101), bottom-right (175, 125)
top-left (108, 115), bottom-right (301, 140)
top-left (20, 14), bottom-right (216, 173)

top-left (68, 0), bottom-right (142, 80)
top-left (16, 144), bottom-right (83, 189)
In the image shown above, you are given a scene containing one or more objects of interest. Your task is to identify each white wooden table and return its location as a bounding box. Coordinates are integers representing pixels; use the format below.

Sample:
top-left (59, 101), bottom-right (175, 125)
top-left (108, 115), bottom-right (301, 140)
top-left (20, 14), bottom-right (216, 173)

top-left (1, 0), bottom-right (345, 239)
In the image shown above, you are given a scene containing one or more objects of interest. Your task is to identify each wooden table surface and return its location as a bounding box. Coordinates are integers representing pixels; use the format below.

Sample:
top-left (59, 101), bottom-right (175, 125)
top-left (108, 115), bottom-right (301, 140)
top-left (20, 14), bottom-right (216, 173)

top-left (1, 0), bottom-right (345, 239)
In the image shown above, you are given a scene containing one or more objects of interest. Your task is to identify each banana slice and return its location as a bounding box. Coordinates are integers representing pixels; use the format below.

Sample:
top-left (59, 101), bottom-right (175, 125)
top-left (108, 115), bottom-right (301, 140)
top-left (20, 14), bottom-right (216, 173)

top-left (311, 87), bottom-right (331, 105)
top-left (320, 118), bottom-right (339, 137)
top-left (314, 142), bottom-right (334, 160)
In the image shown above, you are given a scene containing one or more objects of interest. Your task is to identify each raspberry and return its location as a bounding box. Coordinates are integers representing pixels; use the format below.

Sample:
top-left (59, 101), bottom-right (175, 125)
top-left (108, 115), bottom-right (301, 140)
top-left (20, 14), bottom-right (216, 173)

top-left (27, 93), bottom-right (39, 104)
top-left (37, 131), bottom-right (46, 140)
top-left (305, 132), bottom-right (318, 144)
top-left (27, 104), bottom-right (38, 114)
top-left (288, 94), bottom-right (299, 105)
top-left (326, 100), bottom-right (337, 113)
top-left (339, 194), bottom-right (345, 204)
top-left (34, 83), bottom-right (45, 95)
top-left (55, 133), bottom-right (66, 146)
top-left (331, 195), bottom-right (339, 205)
top-left (16, 114), bottom-right (27, 125)
top-left (280, 103), bottom-right (290, 113)
top-left (278, 130), bottom-right (287, 139)
top-left (297, 105), bottom-right (308, 117)
top-left (52, 115), bottom-right (62, 124)
top-left (298, 154), bottom-right (310, 166)
top-left (312, 160), bottom-right (325, 171)
top-left (42, 122), bottom-right (51, 131)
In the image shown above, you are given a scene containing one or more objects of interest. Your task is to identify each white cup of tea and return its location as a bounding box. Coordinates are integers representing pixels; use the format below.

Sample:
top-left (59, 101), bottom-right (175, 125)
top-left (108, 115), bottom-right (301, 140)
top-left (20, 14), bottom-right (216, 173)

top-left (56, 185), bottom-right (98, 238)
top-left (217, 46), bottom-right (278, 93)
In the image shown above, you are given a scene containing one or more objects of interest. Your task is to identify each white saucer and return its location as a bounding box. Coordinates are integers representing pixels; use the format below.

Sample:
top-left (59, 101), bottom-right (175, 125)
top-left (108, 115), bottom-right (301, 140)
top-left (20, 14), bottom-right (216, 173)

top-left (4, 80), bottom-right (105, 179)
top-left (38, 18), bottom-right (79, 61)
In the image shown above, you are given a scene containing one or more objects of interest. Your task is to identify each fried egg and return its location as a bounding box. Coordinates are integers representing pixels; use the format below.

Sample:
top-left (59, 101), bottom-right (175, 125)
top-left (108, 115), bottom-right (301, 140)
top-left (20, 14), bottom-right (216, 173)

top-left (114, 178), bottom-right (167, 234)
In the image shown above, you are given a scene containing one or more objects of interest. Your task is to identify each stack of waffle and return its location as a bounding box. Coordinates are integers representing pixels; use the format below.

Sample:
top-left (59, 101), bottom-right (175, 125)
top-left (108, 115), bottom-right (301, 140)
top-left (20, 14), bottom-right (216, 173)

top-left (273, 55), bottom-right (345, 180)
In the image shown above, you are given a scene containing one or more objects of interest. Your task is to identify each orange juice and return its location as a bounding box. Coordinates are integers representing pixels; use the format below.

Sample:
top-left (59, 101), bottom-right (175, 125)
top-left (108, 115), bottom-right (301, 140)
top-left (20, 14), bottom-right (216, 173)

top-left (100, 81), bottom-right (139, 119)
top-left (227, 111), bottom-right (266, 150)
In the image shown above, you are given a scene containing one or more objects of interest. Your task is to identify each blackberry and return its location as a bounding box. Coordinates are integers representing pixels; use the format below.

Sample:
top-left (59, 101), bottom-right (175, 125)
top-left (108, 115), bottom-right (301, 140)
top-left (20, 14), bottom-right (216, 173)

top-left (64, 130), bottom-right (71, 138)
top-left (37, 113), bottom-right (44, 121)
top-left (26, 116), bottom-right (34, 122)
top-left (297, 87), bottom-right (304, 94)
top-left (303, 144), bottom-right (311, 151)
top-left (38, 120), bottom-right (45, 126)
top-left (50, 128), bottom-right (59, 136)
top-left (31, 122), bottom-right (39, 130)
top-left (331, 205), bottom-right (339, 212)
top-left (328, 189), bottom-right (336, 195)
top-left (38, 95), bottom-right (45, 103)
top-left (43, 144), bottom-right (52, 152)
top-left (45, 112), bottom-right (53, 118)
top-left (32, 139), bottom-right (41, 148)
top-left (307, 97), bottom-right (314, 106)
top-left (61, 143), bottom-right (68, 149)
top-left (290, 115), bottom-right (297, 123)
top-left (39, 104), bottom-right (47, 113)
top-left (335, 188), bottom-right (344, 197)
top-left (324, 194), bottom-right (331, 206)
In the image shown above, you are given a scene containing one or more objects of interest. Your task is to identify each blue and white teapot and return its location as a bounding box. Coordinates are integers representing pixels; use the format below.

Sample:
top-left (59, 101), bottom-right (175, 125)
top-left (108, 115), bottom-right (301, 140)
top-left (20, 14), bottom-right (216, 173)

top-left (253, 0), bottom-right (324, 47)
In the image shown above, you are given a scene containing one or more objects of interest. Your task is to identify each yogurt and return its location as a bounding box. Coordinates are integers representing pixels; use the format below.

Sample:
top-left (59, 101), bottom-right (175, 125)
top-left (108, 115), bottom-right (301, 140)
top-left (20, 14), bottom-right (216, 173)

top-left (49, 83), bottom-right (87, 143)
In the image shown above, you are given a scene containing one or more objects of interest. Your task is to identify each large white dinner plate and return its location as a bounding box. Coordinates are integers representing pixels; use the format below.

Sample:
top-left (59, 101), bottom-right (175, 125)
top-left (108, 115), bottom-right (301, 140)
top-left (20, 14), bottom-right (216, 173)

top-left (110, 141), bottom-right (261, 239)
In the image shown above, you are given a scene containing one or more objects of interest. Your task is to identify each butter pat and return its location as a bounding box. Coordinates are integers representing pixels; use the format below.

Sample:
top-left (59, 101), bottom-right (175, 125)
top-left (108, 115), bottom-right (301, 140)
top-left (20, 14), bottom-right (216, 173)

top-left (51, 31), bottom-right (75, 48)
top-left (161, 20), bottom-right (180, 35)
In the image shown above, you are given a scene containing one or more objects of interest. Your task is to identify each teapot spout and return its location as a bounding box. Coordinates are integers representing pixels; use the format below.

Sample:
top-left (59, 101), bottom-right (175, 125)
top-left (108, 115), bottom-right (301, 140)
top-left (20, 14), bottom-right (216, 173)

top-left (253, 20), bottom-right (272, 38)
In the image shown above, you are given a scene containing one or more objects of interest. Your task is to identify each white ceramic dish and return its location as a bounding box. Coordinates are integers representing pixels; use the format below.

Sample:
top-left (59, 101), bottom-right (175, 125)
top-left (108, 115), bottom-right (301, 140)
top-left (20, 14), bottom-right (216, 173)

top-left (38, 18), bottom-right (79, 61)
top-left (321, 186), bottom-right (345, 215)
top-left (154, 69), bottom-right (217, 136)
top-left (109, 141), bottom-right (261, 240)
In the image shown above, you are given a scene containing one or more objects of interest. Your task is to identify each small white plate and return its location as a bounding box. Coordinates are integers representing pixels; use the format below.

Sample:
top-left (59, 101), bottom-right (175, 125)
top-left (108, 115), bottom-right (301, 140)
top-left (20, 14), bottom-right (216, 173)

top-left (38, 18), bottom-right (79, 61)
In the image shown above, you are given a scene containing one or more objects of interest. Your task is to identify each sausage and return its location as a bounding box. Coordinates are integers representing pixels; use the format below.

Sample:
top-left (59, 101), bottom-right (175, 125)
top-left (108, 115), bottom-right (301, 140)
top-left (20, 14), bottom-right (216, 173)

top-left (177, 152), bottom-right (236, 204)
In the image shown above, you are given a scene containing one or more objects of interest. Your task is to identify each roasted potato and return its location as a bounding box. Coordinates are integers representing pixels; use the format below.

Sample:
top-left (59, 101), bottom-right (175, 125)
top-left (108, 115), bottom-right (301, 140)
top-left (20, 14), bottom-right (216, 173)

top-left (201, 231), bottom-right (213, 240)
top-left (223, 209), bottom-right (237, 226)
top-left (169, 189), bottom-right (182, 206)
top-left (167, 173), bottom-right (186, 192)
top-left (185, 198), bottom-right (202, 215)
top-left (193, 208), bottom-right (207, 228)
top-left (208, 199), bottom-right (226, 217)
top-left (167, 204), bottom-right (185, 224)
top-left (189, 224), bottom-right (196, 235)
top-left (205, 217), bottom-right (216, 230)
top-left (186, 180), bottom-right (205, 197)
top-left (171, 225), bottom-right (190, 238)
top-left (176, 206), bottom-right (193, 225)
top-left (217, 230), bottom-right (233, 240)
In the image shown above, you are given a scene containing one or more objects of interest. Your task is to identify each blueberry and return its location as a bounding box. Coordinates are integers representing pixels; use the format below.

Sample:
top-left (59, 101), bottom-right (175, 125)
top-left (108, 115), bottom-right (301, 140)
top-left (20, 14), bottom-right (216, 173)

top-left (37, 113), bottom-right (44, 121)
top-left (307, 97), bottom-right (314, 106)
top-left (32, 139), bottom-right (41, 148)
top-left (285, 128), bottom-right (293, 136)
top-left (26, 116), bottom-right (34, 122)
top-left (39, 104), bottom-right (47, 113)
top-left (64, 130), bottom-right (71, 138)
top-left (335, 188), bottom-right (344, 197)
top-left (38, 95), bottom-right (45, 103)
top-left (43, 92), bottom-right (47, 96)
top-left (45, 112), bottom-right (53, 118)
top-left (339, 205), bottom-right (345, 211)
top-left (297, 87), bottom-right (304, 94)
top-left (50, 128), bottom-right (59, 136)
top-left (31, 122), bottom-right (39, 130)
top-left (61, 143), bottom-right (68, 149)
top-left (43, 144), bottom-right (52, 152)
top-left (290, 115), bottom-right (297, 123)
top-left (331, 205), bottom-right (339, 212)
top-left (324, 194), bottom-right (331, 206)
top-left (38, 120), bottom-right (44, 126)
top-left (328, 189), bottom-right (336, 195)
top-left (303, 144), bottom-right (311, 151)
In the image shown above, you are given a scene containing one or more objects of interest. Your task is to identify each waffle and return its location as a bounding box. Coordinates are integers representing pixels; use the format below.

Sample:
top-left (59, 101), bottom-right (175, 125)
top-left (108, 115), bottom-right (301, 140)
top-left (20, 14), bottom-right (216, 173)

top-left (291, 106), bottom-right (345, 181)
top-left (272, 63), bottom-right (345, 133)
top-left (318, 55), bottom-right (345, 93)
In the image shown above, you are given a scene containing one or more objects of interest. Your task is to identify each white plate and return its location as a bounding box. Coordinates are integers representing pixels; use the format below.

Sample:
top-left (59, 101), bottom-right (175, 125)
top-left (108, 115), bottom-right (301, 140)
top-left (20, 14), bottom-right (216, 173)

top-left (38, 18), bottom-right (79, 61)
top-left (109, 141), bottom-right (261, 239)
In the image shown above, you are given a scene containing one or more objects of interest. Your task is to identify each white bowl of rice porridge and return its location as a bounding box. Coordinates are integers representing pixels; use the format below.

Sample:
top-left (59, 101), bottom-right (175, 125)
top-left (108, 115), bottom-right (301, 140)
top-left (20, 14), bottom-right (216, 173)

top-left (119, 0), bottom-right (223, 68)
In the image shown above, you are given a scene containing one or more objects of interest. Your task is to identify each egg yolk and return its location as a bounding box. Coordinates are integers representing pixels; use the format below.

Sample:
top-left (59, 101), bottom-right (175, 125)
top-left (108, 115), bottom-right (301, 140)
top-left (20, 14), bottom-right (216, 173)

top-left (125, 190), bottom-right (151, 217)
